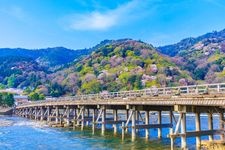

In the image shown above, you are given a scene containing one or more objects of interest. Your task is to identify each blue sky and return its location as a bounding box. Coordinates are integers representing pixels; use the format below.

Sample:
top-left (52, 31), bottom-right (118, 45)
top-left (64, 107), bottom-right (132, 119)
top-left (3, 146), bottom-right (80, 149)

top-left (0, 0), bottom-right (225, 49)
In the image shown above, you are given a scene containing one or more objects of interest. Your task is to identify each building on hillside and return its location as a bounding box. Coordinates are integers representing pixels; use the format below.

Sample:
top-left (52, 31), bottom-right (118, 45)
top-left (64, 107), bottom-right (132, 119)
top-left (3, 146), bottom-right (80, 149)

top-left (14, 95), bottom-right (29, 105)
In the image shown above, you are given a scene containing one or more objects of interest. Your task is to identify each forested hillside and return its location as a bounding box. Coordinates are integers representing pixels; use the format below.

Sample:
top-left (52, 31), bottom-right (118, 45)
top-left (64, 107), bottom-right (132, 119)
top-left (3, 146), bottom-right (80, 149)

top-left (2, 29), bottom-right (225, 98)
top-left (158, 29), bottom-right (225, 83)
top-left (45, 39), bottom-right (193, 95)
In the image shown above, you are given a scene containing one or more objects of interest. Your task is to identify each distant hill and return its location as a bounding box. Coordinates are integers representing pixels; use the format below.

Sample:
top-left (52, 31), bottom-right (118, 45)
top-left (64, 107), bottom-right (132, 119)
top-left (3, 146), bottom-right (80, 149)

top-left (47, 39), bottom-right (193, 95)
top-left (0, 47), bottom-right (93, 90)
top-left (0, 47), bottom-right (92, 67)
top-left (157, 29), bottom-right (225, 57)
top-left (157, 28), bottom-right (225, 83)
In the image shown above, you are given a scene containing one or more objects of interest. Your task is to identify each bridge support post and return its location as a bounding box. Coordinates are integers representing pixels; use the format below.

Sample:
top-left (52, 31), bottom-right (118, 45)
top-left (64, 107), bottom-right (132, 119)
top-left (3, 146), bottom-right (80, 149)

top-left (29, 108), bottom-right (32, 119)
top-left (113, 109), bottom-right (118, 134)
top-left (169, 111), bottom-right (173, 134)
top-left (86, 109), bottom-right (89, 126)
top-left (132, 109), bottom-right (136, 141)
top-left (208, 113), bottom-right (213, 141)
top-left (73, 108), bottom-right (76, 120)
top-left (25, 108), bottom-right (28, 118)
top-left (40, 107), bottom-right (44, 121)
top-left (66, 106), bottom-right (70, 126)
top-left (101, 106), bottom-right (106, 135)
top-left (158, 111), bottom-right (162, 139)
top-left (34, 107), bottom-right (37, 120)
top-left (196, 112), bottom-right (201, 150)
top-left (55, 106), bottom-right (59, 124)
top-left (47, 107), bottom-right (50, 122)
top-left (181, 113), bottom-right (187, 150)
top-left (81, 107), bottom-right (85, 130)
top-left (145, 110), bottom-right (149, 139)
top-left (92, 109), bottom-right (95, 135)
top-left (219, 112), bottom-right (225, 141)
top-left (126, 109), bottom-right (129, 133)
top-left (169, 111), bottom-right (174, 150)
top-left (122, 122), bottom-right (125, 140)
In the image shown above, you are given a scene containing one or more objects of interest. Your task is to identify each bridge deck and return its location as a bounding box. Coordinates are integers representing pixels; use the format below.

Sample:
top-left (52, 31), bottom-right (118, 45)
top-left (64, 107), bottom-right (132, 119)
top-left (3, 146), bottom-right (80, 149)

top-left (16, 83), bottom-right (225, 110)
top-left (17, 94), bottom-right (225, 109)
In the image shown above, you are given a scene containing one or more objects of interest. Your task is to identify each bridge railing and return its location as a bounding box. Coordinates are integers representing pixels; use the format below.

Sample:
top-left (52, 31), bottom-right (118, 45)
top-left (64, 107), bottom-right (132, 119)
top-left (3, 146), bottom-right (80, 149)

top-left (18, 83), bottom-right (225, 106)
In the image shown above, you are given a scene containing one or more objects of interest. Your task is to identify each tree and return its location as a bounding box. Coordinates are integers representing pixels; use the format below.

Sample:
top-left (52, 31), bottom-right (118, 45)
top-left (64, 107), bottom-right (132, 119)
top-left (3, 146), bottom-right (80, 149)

top-left (28, 92), bottom-right (45, 101)
top-left (81, 80), bottom-right (101, 94)
top-left (49, 83), bottom-right (65, 97)
top-left (7, 74), bottom-right (17, 87)
top-left (194, 68), bottom-right (208, 80)
top-left (0, 93), bottom-right (14, 107)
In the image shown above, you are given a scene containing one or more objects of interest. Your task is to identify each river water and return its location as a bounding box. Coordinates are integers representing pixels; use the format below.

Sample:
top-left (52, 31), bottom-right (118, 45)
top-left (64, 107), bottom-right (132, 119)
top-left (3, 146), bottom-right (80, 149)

top-left (0, 114), bottom-right (221, 150)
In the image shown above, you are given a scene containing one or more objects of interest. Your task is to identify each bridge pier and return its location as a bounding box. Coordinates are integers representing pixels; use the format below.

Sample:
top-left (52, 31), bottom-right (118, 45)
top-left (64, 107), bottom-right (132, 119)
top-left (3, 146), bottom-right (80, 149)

top-left (40, 107), bottom-right (44, 121)
top-left (34, 107), bottom-right (37, 120)
top-left (55, 106), bottom-right (59, 123)
top-left (47, 107), bottom-right (50, 122)
top-left (208, 113), bottom-right (213, 141)
top-left (158, 111), bottom-right (162, 139)
top-left (219, 112), bottom-right (225, 141)
top-left (92, 109), bottom-right (96, 134)
top-left (196, 112), bottom-right (201, 150)
top-left (145, 110), bottom-right (149, 139)
top-left (101, 106), bottom-right (106, 135)
top-left (131, 109), bottom-right (136, 141)
top-left (66, 106), bottom-right (70, 126)
top-left (113, 109), bottom-right (118, 134)
top-left (181, 113), bottom-right (187, 150)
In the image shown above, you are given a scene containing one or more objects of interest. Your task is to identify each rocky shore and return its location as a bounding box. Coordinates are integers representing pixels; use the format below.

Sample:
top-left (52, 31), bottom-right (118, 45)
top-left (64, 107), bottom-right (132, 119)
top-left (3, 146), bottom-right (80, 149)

top-left (202, 140), bottom-right (225, 150)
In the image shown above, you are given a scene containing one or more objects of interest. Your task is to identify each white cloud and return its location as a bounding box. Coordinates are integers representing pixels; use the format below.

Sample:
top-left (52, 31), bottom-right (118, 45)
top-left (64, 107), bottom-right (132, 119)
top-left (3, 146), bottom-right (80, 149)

top-left (67, 0), bottom-right (149, 31)
top-left (69, 11), bottom-right (118, 30)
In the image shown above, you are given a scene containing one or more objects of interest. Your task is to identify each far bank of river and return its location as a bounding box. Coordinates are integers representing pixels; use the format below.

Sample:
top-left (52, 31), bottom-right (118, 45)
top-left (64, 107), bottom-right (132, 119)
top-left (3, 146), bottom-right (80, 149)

top-left (0, 107), bottom-right (13, 115)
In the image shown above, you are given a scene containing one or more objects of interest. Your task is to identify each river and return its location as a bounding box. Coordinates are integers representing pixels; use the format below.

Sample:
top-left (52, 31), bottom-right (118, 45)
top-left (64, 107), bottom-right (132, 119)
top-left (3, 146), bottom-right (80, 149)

top-left (0, 114), bottom-right (221, 150)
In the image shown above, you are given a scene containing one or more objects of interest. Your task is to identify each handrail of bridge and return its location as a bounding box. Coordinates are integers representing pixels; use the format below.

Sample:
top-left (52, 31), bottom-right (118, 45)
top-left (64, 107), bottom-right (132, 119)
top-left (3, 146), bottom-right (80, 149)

top-left (18, 83), bottom-right (225, 106)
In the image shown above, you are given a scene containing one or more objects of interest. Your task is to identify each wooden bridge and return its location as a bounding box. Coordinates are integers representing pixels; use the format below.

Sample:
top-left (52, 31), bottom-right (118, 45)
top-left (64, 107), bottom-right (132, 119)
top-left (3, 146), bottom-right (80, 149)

top-left (15, 83), bottom-right (225, 150)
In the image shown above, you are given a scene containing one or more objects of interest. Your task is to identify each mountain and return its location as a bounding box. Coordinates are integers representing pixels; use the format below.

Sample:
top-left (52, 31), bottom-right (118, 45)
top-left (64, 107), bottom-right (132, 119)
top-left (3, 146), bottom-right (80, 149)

top-left (46, 39), bottom-right (193, 96)
top-left (0, 47), bottom-right (92, 90)
top-left (157, 29), bottom-right (225, 57)
top-left (0, 56), bottom-right (47, 89)
top-left (158, 29), bottom-right (225, 83)
top-left (3, 29), bottom-right (225, 97)
top-left (0, 47), bottom-right (92, 67)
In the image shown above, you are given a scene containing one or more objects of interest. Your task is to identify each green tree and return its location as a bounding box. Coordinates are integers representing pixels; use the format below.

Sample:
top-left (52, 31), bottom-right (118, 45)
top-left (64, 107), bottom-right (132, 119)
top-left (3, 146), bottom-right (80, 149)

top-left (7, 74), bottom-right (17, 87)
top-left (81, 80), bottom-right (101, 94)
top-left (28, 92), bottom-right (45, 101)
top-left (0, 93), bottom-right (14, 107)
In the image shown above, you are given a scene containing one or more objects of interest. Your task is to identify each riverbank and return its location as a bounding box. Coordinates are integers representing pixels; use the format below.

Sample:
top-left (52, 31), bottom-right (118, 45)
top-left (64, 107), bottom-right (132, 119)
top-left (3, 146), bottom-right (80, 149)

top-left (0, 107), bottom-right (13, 115)
top-left (202, 140), bottom-right (225, 150)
